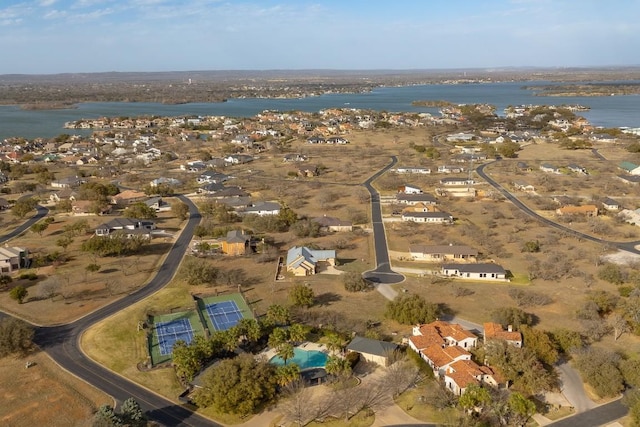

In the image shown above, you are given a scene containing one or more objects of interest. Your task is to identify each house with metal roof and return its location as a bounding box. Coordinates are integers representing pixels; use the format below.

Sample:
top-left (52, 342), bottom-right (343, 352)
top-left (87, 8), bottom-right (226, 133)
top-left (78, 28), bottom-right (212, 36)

top-left (286, 246), bottom-right (336, 276)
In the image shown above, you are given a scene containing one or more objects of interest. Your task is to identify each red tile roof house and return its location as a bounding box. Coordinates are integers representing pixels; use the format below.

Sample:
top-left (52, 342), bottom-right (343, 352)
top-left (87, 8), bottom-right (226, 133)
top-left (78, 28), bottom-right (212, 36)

top-left (483, 322), bottom-right (523, 348)
top-left (408, 321), bottom-right (506, 395)
top-left (408, 321), bottom-right (477, 377)
top-left (444, 359), bottom-right (504, 396)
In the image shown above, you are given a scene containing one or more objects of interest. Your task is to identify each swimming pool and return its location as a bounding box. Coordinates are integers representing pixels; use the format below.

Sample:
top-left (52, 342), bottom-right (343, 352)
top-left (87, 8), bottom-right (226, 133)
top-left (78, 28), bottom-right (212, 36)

top-left (269, 348), bottom-right (328, 370)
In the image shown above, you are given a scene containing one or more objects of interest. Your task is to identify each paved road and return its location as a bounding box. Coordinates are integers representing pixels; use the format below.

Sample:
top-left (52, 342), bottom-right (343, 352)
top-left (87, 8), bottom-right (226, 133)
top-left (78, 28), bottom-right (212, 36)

top-left (362, 156), bottom-right (405, 286)
top-left (547, 398), bottom-right (627, 427)
top-left (476, 161), bottom-right (640, 255)
top-left (31, 195), bottom-right (220, 427)
top-left (0, 204), bottom-right (49, 244)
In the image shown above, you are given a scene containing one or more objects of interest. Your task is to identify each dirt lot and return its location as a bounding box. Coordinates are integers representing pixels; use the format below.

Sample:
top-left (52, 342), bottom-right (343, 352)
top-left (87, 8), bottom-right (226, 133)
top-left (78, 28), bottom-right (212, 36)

top-left (0, 352), bottom-right (111, 427)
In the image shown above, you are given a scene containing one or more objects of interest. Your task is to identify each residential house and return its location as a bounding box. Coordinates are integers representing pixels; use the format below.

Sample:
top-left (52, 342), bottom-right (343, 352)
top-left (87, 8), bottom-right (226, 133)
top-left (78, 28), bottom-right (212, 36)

top-left (145, 197), bottom-right (170, 212)
top-left (402, 211), bottom-right (453, 224)
top-left (0, 247), bottom-right (29, 273)
top-left (49, 188), bottom-right (78, 203)
top-left (196, 170), bottom-right (231, 184)
top-left (71, 200), bottom-right (111, 216)
top-left (394, 166), bottom-right (431, 174)
top-left (539, 163), bottom-right (560, 174)
top-left (620, 209), bottom-right (640, 226)
top-left (446, 132), bottom-right (475, 142)
top-left (149, 177), bottom-right (181, 187)
top-left (617, 175), bottom-right (640, 185)
top-left (181, 160), bottom-right (207, 172)
top-left (483, 323), bottom-right (523, 348)
top-left (619, 161), bottom-right (640, 175)
top-left (409, 245), bottom-right (478, 262)
top-left (0, 198), bottom-right (10, 210)
top-left (224, 154), bottom-right (254, 165)
top-left (556, 205), bottom-right (598, 217)
top-left (326, 136), bottom-right (349, 144)
top-left (95, 218), bottom-right (156, 237)
top-left (601, 197), bottom-right (621, 211)
top-left (408, 321), bottom-right (477, 376)
top-left (198, 182), bottom-right (227, 195)
top-left (51, 176), bottom-right (83, 189)
top-left (516, 161), bottom-right (531, 171)
top-left (513, 181), bottom-right (535, 192)
top-left (221, 230), bottom-right (252, 256)
top-left (286, 246), bottom-right (336, 276)
top-left (297, 165), bottom-right (319, 177)
top-left (398, 185), bottom-right (423, 194)
top-left (395, 193), bottom-right (437, 205)
top-left (444, 359), bottom-right (503, 396)
top-left (243, 201), bottom-right (281, 216)
top-left (567, 164), bottom-right (588, 175)
top-left (312, 216), bottom-right (353, 232)
top-left (437, 165), bottom-right (464, 174)
top-left (345, 336), bottom-right (399, 367)
top-left (283, 153), bottom-right (308, 162)
top-left (110, 190), bottom-right (147, 207)
top-left (440, 177), bottom-right (474, 186)
top-left (441, 263), bottom-right (508, 281)
top-left (306, 136), bottom-right (325, 144)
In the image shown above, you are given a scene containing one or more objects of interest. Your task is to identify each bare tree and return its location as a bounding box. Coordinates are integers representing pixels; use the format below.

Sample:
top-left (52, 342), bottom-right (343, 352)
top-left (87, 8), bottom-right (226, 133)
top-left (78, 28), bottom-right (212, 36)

top-left (38, 276), bottom-right (60, 301)
top-left (279, 381), bottom-right (315, 426)
top-left (609, 313), bottom-right (630, 341)
top-left (381, 357), bottom-right (420, 398)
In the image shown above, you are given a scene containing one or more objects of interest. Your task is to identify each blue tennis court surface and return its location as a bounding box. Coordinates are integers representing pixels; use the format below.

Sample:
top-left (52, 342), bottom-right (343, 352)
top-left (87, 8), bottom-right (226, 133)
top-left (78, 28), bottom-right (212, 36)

top-left (206, 300), bottom-right (243, 331)
top-left (156, 318), bottom-right (194, 355)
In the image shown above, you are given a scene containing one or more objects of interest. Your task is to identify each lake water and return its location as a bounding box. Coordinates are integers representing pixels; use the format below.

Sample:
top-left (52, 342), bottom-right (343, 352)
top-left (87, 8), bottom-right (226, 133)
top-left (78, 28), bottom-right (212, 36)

top-left (1, 81), bottom-right (639, 140)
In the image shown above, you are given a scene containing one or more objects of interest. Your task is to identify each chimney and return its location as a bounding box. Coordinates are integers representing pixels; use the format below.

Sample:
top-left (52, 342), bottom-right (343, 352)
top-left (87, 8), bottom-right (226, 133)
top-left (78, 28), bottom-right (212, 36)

top-left (507, 325), bottom-right (513, 332)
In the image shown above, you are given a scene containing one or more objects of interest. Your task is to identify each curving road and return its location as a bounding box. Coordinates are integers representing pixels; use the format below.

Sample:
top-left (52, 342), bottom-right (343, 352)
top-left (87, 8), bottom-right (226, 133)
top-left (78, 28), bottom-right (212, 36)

top-left (0, 204), bottom-right (49, 244)
top-left (29, 195), bottom-right (220, 426)
top-left (361, 156), bottom-right (405, 285)
top-left (476, 161), bottom-right (640, 255)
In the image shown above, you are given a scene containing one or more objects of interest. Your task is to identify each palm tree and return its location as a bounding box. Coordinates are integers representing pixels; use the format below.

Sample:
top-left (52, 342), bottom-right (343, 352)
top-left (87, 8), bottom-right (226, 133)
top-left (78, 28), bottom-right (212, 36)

top-left (237, 318), bottom-right (262, 343)
top-left (325, 355), bottom-right (351, 378)
top-left (268, 327), bottom-right (289, 350)
top-left (266, 304), bottom-right (291, 326)
top-left (275, 363), bottom-right (301, 386)
top-left (277, 343), bottom-right (295, 366)
top-left (326, 333), bottom-right (345, 355)
top-left (288, 323), bottom-right (308, 345)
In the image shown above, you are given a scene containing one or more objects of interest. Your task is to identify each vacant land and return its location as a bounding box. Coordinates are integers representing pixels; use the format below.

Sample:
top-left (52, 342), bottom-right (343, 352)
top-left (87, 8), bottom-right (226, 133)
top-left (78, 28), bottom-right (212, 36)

top-left (0, 352), bottom-right (110, 427)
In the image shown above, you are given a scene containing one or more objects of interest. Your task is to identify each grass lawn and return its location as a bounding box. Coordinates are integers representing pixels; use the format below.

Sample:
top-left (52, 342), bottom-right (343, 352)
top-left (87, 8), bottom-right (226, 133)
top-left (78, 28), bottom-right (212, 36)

top-left (394, 388), bottom-right (460, 425)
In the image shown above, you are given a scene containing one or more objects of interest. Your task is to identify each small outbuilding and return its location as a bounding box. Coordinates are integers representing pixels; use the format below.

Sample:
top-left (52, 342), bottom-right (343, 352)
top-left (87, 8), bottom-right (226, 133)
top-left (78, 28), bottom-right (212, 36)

top-left (345, 336), bottom-right (399, 367)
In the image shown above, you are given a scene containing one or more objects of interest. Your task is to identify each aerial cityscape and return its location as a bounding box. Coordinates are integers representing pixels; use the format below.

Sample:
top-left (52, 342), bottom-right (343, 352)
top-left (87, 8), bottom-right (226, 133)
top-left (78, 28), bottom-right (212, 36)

top-left (1, 1), bottom-right (640, 427)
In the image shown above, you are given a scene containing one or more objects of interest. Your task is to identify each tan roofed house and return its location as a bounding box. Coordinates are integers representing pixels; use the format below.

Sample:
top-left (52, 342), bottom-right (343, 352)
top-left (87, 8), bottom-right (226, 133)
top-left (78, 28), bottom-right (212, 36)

top-left (409, 244), bottom-right (477, 262)
top-left (556, 204), bottom-right (598, 217)
top-left (110, 190), bottom-right (147, 207)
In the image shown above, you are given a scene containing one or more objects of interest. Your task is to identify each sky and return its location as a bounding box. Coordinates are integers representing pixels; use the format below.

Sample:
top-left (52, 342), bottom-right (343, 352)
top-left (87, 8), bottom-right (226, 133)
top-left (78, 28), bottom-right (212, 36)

top-left (1, 0), bottom-right (638, 74)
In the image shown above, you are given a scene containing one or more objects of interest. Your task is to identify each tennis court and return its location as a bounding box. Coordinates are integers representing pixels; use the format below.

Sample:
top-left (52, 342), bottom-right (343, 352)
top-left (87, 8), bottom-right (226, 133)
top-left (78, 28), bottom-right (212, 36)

top-left (156, 318), bottom-right (195, 355)
top-left (205, 300), bottom-right (244, 331)
top-left (197, 293), bottom-right (253, 333)
top-left (148, 310), bottom-right (206, 365)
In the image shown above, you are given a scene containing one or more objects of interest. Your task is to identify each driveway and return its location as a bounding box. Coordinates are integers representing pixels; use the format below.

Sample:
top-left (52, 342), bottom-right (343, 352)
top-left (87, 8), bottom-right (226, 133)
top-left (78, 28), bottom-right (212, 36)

top-left (556, 361), bottom-right (596, 413)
